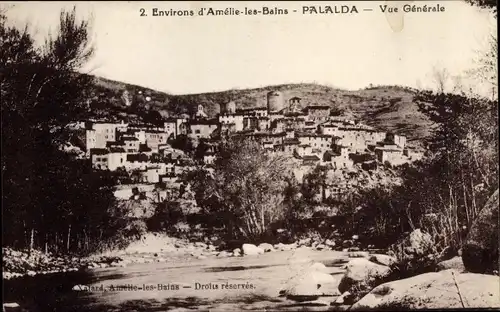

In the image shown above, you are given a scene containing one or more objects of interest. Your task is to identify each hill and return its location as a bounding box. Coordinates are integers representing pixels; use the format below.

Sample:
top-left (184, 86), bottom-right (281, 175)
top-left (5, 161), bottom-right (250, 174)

top-left (89, 76), bottom-right (433, 145)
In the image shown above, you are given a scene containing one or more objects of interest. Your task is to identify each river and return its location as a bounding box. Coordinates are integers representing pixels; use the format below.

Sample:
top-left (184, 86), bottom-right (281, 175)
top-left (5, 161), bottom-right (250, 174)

top-left (4, 249), bottom-right (349, 311)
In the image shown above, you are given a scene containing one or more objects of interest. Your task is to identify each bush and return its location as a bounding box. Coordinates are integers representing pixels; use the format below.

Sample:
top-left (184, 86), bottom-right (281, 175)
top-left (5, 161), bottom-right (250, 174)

top-left (147, 201), bottom-right (186, 232)
top-left (385, 229), bottom-right (439, 280)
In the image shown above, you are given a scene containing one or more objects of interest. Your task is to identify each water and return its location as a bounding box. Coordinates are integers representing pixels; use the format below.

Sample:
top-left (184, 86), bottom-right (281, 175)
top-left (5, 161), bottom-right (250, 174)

top-left (3, 249), bottom-right (348, 311)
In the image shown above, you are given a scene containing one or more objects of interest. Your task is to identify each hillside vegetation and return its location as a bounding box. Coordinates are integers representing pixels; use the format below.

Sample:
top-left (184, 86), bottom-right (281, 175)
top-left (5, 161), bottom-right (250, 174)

top-left (90, 76), bottom-right (433, 145)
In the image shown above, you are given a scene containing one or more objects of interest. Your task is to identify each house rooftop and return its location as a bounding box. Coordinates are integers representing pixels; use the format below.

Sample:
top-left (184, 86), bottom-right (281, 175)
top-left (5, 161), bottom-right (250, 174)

top-left (252, 132), bottom-right (286, 137)
top-left (283, 112), bottom-right (306, 118)
top-left (129, 123), bottom-right (155, 128)
top-left (297, 133), bottom-right (338, 139)
top-left (106, 141), bottom-right (125, 147)
top-left (160, 173), bottom-right (178, 178)
top-left (109, 147), bottom-right (126, 153)
top-left (283, 138), bottom-right (301, 145)
top-left (90, 148), bottom-right (109, 155)
top-left (304, 105), bottom-right (330, 110)
top-left (326, 151), bottom-right (342, 157)
top-left (269, 111), bottom-right (285, 115)
top-left (127, 153), bottom-right (150, 162)
top-left (189, 119), bottom-right (218, 126)
top-left (122, 136), bottom-right (139, 141)
top-left (164, 117), bottom-right (183, 123)
top-left (321, 124), bottom-right (339, 128)
top-left (302, 155), bottom-right (321, 161)
top-left (375, 147), bottom-right (403, 152)
top-left (338, 127), bottom-right (378, 133)
top-left (244, 116), bottom-right (270, 120)
top-left (236, 106), bottom-right (267, 112)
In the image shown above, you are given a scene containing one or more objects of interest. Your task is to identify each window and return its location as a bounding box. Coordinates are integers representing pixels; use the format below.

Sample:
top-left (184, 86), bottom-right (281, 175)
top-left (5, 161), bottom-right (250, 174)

top-left (195, 129), bottom-right (201, 134)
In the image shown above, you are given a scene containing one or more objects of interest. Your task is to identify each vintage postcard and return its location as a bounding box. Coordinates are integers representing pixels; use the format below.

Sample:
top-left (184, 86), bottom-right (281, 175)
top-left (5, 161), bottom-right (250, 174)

top-left (2, 1), bottom-right (498, 311)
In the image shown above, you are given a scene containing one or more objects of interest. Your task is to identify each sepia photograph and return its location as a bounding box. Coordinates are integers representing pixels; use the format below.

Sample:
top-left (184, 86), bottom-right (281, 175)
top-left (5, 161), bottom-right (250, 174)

top-left (1, 1), bottom-right (498, 311)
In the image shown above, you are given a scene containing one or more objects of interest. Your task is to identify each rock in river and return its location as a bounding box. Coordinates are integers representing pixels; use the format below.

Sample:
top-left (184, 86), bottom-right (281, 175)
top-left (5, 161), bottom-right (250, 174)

top-left (258, 243), bottom-right (274, 252)
top-left (281, 262), bottom-right (341, 301)
top-left (242, 244), bottom-right (264, 256)
top-left (338, 258), bottom-right (390, 304)
top-left (368, 254), bottom-right (396, 267)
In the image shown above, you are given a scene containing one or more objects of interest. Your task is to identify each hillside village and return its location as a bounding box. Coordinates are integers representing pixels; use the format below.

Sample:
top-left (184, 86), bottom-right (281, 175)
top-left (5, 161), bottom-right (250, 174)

top-left (66, 90), bottom-right (425, 206)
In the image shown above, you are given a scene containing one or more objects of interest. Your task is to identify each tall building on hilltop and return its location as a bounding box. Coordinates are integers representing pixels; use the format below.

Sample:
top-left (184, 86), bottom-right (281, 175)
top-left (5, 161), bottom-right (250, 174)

top-left (267, 91), bottom-right (284, 113)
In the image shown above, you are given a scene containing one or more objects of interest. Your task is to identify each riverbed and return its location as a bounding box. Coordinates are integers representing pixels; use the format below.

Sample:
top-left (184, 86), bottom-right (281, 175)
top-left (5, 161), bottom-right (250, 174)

top-left (4, 248), bottom-right (351, 311)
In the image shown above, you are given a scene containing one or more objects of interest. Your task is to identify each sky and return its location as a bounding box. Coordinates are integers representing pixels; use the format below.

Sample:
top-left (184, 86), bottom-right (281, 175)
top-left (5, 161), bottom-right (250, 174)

top-left (2, 1), bottom-right (497, 96)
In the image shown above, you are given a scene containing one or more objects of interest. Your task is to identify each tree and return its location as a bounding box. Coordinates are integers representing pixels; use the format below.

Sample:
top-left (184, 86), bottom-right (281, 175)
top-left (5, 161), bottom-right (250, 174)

top-left (431, 66), bottom-right (450, 93)
top-left (193, 139), bottom-right (210, 162)
top-left (465, 0), bottom-right (497, 14)
top-left (169, 134), bottom-right (195, 156)
top-left (464, 0), bottom-right (497, 99)
top-left (301, 165), bottom-right (327, 205)
top-left (1, 8), bottom-right (125, 254)
top-left (187, 138), bottom-right (299, 241)
top-left (141, 109), bottom-right (164, 126)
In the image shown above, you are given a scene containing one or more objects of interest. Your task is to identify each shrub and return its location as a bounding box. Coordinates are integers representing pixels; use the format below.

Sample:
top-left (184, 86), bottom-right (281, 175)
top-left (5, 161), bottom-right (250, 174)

top-left (385, 230), bottom-right (439, 280)
top-left (146, 201), bottom-right (186, 232)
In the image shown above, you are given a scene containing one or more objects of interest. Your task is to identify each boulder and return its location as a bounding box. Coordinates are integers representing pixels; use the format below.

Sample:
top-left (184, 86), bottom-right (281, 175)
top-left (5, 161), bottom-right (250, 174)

top-left (389, 229), bottom-right (437, 273)
top-left (348, 251), bottom-right (369, 258)
top-left (258, 243), bottom-right (274, 252)
top-left (342, 240), bottom-right (353, 248)
top-left (437, 256), bottom-right (466, 272)
top-left (369, 254), bottom-right (396, 267)
top-left (109, 261), bottom-right (122, 267)
top-left (274, 243), bottom-right (296, 251)
top-left (242, 244), bottom-right (264, 256)
top-left (352, 270), bottom-right (500, 310)
top-left (325, 239), bottom-right (336, 248)
top-left (194, 242), bottom-right (207, 249)
top-left (217, 251), bottom-right (232, 257)
top-left (333, 291), bottom-right (354, 305)
top-left (392, 229), bottom-right (434, 257)
top-left (282, 265), bottom-right (341, 301)
top-left (232, 248), bottom-right (241, 257)
top-left (462, 189), bottom-right (499, 274)
top-left (338, 258), bottom-right (391, 303)
top-left (298, 238), bottom-right (312, 247)
top-left (309, 262), bottom-right (329, 274)
top-left (315, 244), bottom-right (328, 251)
